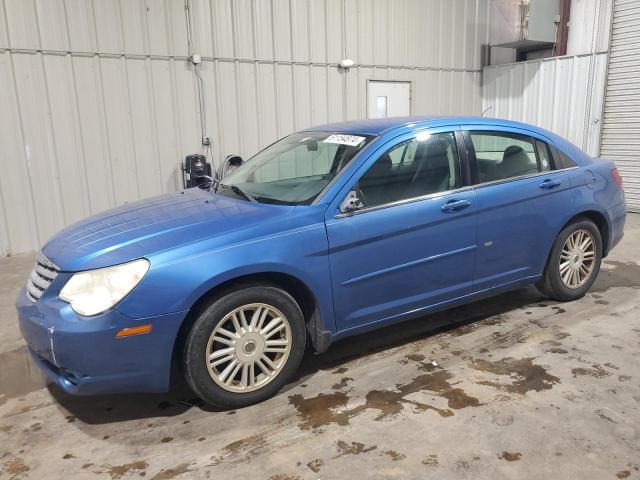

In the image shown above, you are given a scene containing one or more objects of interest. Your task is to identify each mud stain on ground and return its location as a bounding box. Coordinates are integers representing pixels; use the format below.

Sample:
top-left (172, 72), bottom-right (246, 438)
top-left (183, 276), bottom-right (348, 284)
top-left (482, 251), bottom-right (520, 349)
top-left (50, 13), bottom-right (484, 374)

top-left (472, 357), bottom-right (560, 394)
top-left (400, 353), bottom-right (426, 364)
top-left (331, 377), bottom-right (353, 390)
top-left (571, 364), bottom-right (610, 378)
top-left (223, 432), bottom-right (268, 456)
top-left (269, 475), bottom-right (301, 480)
top-left (616, 471), bottom-right (630, 479)
top-left (332, 367), bottom-right (348, 374)
top-left (592, 261), bottom-right (640, 292)
top-left (422, 454), bottom-right (439, 466)
top-left (149, 463), bottom-right (192, 480)
top-left (2, 456), bottom-right (30, 477)
top-left (499, 452), bottom-right (522, 461)
top-left (306, 459), bottom-right (324, 473)
top-left (0, 346), bottom-right (46, 406)
top-left (383, 450), bottom-right (406, 461)
top-left (96, 460), bottom-right (148, 480)
top-left (547, 348), bottom-right (568, 354)
top-left (289, 369), bottom-right (481, 430)
top-left (334, 440), bottom-right (377, 458)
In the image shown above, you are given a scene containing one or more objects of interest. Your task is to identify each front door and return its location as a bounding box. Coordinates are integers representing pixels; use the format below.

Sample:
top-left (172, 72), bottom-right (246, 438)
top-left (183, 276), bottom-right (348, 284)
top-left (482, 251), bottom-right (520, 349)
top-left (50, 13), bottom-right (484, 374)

top-left (325, 128), bottom-right (478, 330)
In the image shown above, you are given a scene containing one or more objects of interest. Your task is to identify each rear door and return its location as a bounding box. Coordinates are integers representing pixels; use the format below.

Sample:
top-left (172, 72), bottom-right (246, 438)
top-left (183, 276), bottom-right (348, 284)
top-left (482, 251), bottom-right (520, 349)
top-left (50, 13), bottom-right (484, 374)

top-left (465, 127), bottom-right (574, 289)
top-left (325, 127), bottom-right (478, 330)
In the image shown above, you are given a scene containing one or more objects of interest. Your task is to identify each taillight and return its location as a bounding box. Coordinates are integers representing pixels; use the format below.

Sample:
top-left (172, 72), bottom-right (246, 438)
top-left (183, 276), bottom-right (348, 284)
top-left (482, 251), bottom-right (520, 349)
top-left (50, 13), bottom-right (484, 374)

top-left (611, 168), bottom-right (623, 188)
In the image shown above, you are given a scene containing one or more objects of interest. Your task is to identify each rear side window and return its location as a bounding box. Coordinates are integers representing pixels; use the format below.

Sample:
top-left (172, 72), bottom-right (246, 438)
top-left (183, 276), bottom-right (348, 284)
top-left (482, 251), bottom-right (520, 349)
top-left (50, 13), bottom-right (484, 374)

top-left (470, 132), bottom-right (543, 183)
top-left (549, 144), bottom-right (577, 169)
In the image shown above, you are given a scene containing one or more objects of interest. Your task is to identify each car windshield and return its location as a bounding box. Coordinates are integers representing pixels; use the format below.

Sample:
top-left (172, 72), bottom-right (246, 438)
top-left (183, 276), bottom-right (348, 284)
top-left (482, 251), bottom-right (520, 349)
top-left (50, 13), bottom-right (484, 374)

top-left (219, 132), bottom-right (375, 205)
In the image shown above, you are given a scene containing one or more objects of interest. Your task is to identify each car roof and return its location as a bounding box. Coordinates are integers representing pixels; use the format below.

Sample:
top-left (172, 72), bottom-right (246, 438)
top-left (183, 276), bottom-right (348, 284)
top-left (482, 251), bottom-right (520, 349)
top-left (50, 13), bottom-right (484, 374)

top-left (304, 116), bottom-right (554, 138)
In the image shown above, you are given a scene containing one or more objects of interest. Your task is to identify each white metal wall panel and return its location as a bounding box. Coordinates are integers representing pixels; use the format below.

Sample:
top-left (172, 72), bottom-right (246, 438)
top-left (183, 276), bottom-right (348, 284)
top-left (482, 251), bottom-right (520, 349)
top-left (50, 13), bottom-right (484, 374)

top-left (0, 0), bottom-right (488, 255)
top-left (482, 53), bottom-right (608, 157)
top-left (600, 0), bottom-right (640, 211)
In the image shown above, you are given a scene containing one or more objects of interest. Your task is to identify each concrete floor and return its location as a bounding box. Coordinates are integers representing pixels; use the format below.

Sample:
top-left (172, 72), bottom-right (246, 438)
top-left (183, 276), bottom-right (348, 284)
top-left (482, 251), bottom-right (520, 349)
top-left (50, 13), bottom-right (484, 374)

top-left (1, 216), bottom-right (639, 480)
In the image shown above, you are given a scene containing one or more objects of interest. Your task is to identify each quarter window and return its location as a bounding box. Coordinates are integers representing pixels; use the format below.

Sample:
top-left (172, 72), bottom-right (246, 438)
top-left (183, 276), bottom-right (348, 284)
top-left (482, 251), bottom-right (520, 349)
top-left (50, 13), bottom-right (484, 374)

top-left (357, 132), bottom-right (460, 208)
top-left (549, 144), bottom-right (577, 169)
top-left (470, 132), bottom-right (543, 183)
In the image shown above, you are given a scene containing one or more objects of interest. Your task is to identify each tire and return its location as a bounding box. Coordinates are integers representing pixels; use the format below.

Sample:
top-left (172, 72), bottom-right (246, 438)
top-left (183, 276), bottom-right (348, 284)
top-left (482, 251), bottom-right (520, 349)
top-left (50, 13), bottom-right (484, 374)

top-left (183, 284), bottom-right (306, 408)
top-left (536, 218), bottom-right (602, 302)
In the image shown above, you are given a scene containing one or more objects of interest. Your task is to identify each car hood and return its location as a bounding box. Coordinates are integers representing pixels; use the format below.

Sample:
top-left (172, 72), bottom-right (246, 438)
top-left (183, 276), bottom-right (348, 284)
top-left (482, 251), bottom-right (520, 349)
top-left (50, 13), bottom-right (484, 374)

top-left (43, 188), bottom-right (294, 271)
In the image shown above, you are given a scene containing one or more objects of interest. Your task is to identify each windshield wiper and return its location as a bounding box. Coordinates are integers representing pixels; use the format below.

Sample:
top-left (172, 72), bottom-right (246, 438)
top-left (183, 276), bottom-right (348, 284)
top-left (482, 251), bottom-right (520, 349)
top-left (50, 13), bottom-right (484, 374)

top-left (219, 183), bottom-right (257, 202)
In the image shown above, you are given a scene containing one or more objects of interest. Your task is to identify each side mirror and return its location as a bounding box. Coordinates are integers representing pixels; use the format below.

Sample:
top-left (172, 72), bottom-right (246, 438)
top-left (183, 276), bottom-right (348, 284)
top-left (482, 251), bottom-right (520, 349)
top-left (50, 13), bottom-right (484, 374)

top-left (222, 154), bottom-right (244, 178)
top-left (339, 190), bottom-right (364, 214)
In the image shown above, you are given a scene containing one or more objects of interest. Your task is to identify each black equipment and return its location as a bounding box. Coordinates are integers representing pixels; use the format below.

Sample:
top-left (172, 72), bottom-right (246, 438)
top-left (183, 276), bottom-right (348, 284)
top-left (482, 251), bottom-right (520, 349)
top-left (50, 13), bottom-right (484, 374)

top-left (182, 154), bottom-right (212, 189)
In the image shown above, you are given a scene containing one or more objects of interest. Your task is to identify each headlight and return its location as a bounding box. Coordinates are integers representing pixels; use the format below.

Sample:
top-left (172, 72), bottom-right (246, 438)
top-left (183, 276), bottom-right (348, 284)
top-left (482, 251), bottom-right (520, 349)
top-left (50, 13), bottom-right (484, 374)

top-left (60, 259), bottom-right (150, 316)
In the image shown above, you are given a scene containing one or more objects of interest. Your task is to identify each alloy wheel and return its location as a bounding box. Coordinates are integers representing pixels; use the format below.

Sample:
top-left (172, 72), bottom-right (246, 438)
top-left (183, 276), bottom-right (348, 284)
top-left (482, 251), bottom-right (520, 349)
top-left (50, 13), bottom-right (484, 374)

top-left (205, 303), bottom-right (292, 393)
top-left (559, 229), bottom-right (596, 289)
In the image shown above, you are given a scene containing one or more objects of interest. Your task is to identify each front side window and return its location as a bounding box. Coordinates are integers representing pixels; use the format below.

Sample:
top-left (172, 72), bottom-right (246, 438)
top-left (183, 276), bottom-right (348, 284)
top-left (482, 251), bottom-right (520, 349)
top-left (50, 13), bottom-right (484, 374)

top-left (356, 131), bottom-right (460, 208)
top-left (470, 132), bottom-right (545, 183)
top-left (220, 132), bottom-right (375, 205)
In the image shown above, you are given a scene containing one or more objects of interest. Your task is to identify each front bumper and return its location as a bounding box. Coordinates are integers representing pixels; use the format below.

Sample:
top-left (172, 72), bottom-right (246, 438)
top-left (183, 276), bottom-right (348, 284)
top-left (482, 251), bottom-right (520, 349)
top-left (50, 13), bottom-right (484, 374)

top-left (16, 287), bottom-right (187, 395)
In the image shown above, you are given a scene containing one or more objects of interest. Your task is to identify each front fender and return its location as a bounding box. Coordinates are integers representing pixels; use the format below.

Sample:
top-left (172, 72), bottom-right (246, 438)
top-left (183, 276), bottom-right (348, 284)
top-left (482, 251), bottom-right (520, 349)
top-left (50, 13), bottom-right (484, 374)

top-left (116, 210), bottom-right (336, 335)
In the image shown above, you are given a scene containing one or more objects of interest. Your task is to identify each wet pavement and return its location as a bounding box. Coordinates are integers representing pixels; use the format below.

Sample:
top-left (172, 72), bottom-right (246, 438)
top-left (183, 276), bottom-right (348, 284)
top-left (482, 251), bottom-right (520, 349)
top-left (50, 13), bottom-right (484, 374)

top-left (1, 215), bottom-right (639, 479)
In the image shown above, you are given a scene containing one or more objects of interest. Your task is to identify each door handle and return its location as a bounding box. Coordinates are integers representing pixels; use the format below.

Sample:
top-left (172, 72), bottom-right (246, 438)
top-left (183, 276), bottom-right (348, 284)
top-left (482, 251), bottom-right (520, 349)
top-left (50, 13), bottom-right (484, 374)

top-left (539, 179), bottom-right (562, 189)
top-left (441, 199), bottom-right (471, 213)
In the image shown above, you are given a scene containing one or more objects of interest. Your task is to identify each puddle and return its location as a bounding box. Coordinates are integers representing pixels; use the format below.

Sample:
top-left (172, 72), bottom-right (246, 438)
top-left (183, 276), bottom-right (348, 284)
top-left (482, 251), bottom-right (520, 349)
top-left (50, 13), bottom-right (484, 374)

top-left (289, 369), bottom-right (481, 430)
top-left (472, 357), bottom-right (559, 394)
top-left (0, 346), bottom-right (46, 406)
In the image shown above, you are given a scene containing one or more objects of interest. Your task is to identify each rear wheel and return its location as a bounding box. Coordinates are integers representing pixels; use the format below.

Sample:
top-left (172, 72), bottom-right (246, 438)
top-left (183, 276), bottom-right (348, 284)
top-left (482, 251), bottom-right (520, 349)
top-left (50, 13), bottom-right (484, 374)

top-left (536, 218), bottom-right (602, 301)
top-left (183, 285), bottom-right (306, 408)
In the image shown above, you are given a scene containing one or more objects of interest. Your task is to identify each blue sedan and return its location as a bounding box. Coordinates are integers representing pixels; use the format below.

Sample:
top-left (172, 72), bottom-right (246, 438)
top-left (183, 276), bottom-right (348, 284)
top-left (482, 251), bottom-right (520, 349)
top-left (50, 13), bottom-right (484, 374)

top-left (16, 116), bottom-right (626, 408)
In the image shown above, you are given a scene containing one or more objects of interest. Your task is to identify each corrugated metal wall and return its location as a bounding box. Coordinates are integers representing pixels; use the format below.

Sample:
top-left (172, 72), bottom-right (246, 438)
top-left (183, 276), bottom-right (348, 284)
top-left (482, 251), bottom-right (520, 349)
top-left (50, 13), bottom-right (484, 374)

top-left (0, 0), bottom-right (490, 255)
top-left (600, 0), bottom-right (640, 212)
top-left (481, 53), bottom-right (609, 157)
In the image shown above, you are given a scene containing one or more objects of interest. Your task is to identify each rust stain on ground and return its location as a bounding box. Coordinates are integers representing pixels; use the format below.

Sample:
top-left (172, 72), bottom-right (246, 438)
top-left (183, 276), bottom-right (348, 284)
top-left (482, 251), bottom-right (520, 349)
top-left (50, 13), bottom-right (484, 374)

top-left (499, 452), bottom-right (522, 461)
top-left (334, 440), bottom-right (377, 458)
top-left (472, 357), bottom-right (559, 394)
top-left (289, 370), bottom-right (481, 430)
top-left (149, 463), bottom-right (192, 480)
top-left (571, 364), bottom-right (610, 378)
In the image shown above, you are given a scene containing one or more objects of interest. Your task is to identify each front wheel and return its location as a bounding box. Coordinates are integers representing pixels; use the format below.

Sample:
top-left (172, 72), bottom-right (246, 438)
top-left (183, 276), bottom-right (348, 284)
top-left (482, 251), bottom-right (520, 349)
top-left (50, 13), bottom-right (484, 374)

top-left (536, 218), bottom-right (602, 301)
top-left (183, 285), bottom-right (306, 408)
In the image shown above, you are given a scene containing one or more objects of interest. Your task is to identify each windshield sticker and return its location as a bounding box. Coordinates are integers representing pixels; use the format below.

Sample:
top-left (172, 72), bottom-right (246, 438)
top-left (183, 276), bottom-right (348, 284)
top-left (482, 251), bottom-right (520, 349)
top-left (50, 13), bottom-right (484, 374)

top-left (323, 134), bottom-right (366, 147)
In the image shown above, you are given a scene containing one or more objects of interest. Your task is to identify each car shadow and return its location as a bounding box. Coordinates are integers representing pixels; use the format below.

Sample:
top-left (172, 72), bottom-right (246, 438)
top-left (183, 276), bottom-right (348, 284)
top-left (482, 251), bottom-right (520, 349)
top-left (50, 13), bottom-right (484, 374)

top-left (49, 286), bottom-right (550, 425)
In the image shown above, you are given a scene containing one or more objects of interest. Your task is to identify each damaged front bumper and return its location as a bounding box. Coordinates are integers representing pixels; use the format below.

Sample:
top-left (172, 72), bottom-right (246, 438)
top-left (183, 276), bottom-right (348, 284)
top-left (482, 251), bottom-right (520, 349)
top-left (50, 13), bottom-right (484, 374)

top-left (16, 287), bottom-right (187, 395)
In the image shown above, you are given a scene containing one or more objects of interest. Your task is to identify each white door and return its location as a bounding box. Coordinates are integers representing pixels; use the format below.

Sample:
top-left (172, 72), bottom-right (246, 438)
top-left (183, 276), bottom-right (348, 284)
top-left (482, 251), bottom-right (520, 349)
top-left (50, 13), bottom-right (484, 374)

top-left (367, 81), bottom-right (411, 119)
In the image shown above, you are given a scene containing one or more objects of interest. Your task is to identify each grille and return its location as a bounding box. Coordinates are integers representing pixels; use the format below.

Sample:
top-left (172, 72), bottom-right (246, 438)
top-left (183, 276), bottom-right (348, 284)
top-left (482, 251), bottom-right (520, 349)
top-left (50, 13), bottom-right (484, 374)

top-left (26, 253), bottom-right (60, 302)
